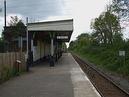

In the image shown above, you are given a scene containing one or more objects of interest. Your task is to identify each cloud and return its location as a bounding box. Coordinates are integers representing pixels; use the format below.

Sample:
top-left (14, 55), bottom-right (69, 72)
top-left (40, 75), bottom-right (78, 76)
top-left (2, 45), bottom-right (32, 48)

top-left (5, 0), bottom-right (64, 19)
top-left (0, 16), bottom-right (4, 35)
top-left (0, 13), bottom-right (24, 26)
top-left (63, 0), bottom-right (111, 41)
top-left (0, 0), bottom-right (65, 35)
top-left (6, 14), bottom-right (24, 25)
top-left (0, 0), bottom-right (111, 40)
top-left (0, 16), bottom-right (4, 25)
top-left (0, 0), bottom-right (65, 22)
top-left (45, 15), bottom-right (72, 21)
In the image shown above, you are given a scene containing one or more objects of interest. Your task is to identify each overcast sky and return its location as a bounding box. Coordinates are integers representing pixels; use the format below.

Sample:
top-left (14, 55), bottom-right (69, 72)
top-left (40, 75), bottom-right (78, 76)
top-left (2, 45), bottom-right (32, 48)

top-left (0, 0), bottom-right (110, 41)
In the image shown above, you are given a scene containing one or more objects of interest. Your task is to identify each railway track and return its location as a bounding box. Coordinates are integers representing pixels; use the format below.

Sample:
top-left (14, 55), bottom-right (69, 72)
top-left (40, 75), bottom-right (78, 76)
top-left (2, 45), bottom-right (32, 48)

top-left (72, 54), bottom-right (129, 97)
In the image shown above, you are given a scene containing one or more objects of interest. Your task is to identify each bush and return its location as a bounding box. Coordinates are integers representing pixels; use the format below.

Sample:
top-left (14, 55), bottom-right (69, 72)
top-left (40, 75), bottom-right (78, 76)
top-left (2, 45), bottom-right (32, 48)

top-left (0, 65), bottom-right (22, 83)
top-left (71, 44), bottom-right (129, 76)
top-left (1, 66), bottom-right (11, 81)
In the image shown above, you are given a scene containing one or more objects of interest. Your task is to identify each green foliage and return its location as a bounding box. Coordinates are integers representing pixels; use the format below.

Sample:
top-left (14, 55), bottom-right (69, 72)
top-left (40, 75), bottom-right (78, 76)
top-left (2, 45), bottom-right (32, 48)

top-left (91, 10), bottom-right (121, 45)
top-left (69, 33), bottom-right (93, 51)
top-left (0, 38), bottom-right (5, 53)
top-left (2, 16), bottom-right (26, 42)
top-left (111, 0), bottom-right (129, 20)
top-left (69, 32), bottom-right (129, 76)
top-left (70, 39), bottom-right (129, 76)
top-left (0, 65), bottom-right (25, 84)
top-left (69, 1), bottom-right (129, 76)
top-left (62, 43), bottom-right (67, 52)
top-left (1, 66), bottom-right (12, 82)
top-left (16, 20), bottom-right (26, 36)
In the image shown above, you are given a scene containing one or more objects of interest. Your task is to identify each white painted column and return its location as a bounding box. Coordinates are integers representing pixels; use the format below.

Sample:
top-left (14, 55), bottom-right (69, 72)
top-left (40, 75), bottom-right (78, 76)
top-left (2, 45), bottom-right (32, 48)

top-left (51, 38), bottom-right (54, 56)
top-left (31, 39), bottom-right (33, 51)
top-left (31, 39), bottom-right (34, 61)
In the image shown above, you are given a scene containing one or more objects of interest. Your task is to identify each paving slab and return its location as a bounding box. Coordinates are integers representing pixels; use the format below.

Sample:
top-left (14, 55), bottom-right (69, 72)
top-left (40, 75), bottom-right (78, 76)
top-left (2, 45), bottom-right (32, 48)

top-left (0, 53), bottom-right (101, 97)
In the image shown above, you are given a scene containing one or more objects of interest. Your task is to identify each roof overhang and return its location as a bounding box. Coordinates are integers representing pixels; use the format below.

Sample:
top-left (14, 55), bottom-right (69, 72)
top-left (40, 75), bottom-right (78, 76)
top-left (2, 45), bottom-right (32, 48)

top-left (28, 19), bottom-right (73, 42)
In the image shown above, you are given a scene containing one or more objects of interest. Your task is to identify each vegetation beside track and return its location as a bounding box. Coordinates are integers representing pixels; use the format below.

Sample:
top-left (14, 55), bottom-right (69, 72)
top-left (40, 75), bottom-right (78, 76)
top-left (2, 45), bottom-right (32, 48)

top-left (69, 1), bottom-right (129, 76)
top-left (69, 42), bottom-right (129, 76)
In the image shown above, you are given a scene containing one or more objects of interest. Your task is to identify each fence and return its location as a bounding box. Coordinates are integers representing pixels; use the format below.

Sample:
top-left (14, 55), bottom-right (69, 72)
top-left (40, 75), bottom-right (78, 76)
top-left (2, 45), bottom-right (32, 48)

top-left (0, 52), bottom-right (26, 82)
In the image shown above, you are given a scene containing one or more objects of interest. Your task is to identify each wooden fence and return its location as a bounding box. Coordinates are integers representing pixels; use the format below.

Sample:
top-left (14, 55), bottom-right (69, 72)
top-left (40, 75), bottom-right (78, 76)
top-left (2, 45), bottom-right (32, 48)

top-left (0, 52), bottom-right (26, 81)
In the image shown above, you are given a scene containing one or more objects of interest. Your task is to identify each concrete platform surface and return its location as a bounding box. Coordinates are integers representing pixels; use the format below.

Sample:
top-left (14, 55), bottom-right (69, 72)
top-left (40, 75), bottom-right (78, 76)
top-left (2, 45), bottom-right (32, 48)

top-left (0, 53), bottom-right (101, 97)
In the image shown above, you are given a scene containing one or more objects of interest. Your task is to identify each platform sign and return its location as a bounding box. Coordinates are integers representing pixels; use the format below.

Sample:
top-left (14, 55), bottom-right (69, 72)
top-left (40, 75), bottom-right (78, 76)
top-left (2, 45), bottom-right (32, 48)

top-left (57, 36), bottom-right (68, 39)
top-left (119, 51), bottom-right (125, 56)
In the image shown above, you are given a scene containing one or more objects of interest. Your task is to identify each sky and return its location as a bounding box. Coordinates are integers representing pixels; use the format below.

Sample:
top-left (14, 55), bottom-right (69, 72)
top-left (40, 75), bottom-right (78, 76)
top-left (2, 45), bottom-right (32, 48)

top-left (0, 0), bottom-right (111, 41)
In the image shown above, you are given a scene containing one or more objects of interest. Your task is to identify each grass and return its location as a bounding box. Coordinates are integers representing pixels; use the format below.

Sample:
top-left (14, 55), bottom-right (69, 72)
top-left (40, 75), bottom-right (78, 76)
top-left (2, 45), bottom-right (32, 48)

top-left (0, 66), bottom-right (26, 84)
top-left (71, 45), bottom-right (129, 76)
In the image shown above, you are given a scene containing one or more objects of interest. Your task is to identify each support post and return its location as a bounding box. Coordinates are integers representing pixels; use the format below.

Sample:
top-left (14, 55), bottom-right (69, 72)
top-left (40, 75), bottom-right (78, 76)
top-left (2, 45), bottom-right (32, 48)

top-left (51, 38), bottom-right (54, 56)
top-left (26, 17), bottom-right (28, 58)
top-left (49, 32), bottom-right (55, 67)
top-left (55, 42), bottom-right (58, 62)
top-left (27, 32), bottom-right (33, 68)
top-left (31, 39), bottom-right (33, 52)
top-left (26, 17), bottom-right (29, 72)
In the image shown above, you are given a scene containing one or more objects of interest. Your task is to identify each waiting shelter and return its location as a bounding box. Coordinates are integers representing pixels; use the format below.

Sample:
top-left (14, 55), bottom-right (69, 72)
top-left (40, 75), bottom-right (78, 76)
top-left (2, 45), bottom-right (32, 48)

top-left (27, 19), bottom-right (73, 67)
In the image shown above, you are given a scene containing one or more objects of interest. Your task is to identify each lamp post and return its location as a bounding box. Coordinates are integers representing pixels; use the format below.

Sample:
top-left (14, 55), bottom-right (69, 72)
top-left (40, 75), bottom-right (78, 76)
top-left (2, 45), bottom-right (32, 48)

top-left (4, 0), bottom-right (6, 28)
top-left (26, 17), bottom-right (29, 72)
top-left (4, 0), bottom-right (7, 52)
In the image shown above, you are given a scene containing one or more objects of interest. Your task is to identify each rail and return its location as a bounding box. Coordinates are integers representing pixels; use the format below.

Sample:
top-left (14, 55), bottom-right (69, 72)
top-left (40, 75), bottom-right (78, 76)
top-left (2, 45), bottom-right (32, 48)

top-left (72, 53), bottom-right (129, 97)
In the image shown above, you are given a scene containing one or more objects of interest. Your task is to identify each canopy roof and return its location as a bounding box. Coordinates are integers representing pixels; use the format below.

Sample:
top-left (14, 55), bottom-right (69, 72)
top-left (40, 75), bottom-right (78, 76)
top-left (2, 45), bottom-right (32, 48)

top-left (28, 19), bottom-right (73, 42)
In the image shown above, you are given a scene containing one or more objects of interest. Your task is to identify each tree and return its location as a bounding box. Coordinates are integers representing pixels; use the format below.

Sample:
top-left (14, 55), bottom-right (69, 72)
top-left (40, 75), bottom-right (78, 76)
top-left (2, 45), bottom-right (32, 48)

top-left (2, 16), bottom-right (26, 42)
top-left (8, 16), bottom-right (19, 26)
top-left (16, 20), bottom-right (26, 36)
top-left (69, 41), bottom-right (77, 50)
top-left (91, 10), bottom-right (121, 45)
top-left (0, 37), bottom-right (5, 52)
top-left (69, 33), bottom-right (93, 51)
top-left (111, 0), bottom-right (129, 24)
top-left (77, 33), bottom-right (92, 47)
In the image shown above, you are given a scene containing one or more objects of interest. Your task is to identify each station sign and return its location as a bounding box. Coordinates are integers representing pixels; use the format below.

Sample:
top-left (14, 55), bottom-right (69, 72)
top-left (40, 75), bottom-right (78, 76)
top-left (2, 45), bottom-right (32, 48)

top-left (119, 51), bottom-right (125, 56)
top-left (57, 36), bottom-right (68, 39)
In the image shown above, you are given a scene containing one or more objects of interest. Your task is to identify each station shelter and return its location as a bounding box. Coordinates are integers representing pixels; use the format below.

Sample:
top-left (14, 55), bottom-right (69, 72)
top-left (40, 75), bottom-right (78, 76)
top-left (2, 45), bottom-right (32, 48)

top-left (27, 19), bottom-right (73, 67)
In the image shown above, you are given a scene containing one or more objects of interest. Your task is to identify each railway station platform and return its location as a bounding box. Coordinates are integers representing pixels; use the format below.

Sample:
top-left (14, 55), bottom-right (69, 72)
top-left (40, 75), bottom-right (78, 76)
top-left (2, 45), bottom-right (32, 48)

top-left (0, 53), bottom-right (101, 97)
